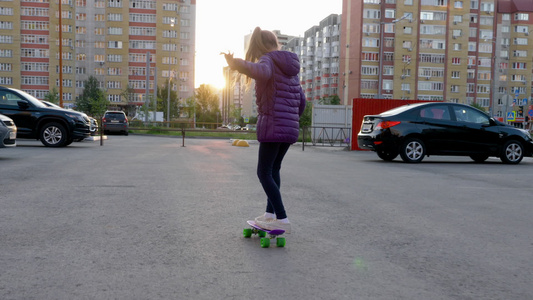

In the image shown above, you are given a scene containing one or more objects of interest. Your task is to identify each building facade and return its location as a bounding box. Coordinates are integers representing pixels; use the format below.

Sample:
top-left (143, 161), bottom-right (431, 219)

top-left (297, 14), bottom-right (342, 103)
top-left (341, 0), bottom-right (533, 124)
top-left (0, 0), bottom-right (195, 115)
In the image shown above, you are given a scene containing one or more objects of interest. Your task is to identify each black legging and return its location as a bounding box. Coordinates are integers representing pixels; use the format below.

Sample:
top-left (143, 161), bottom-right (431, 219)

top-left (257, 142), bottom-right (291, 220)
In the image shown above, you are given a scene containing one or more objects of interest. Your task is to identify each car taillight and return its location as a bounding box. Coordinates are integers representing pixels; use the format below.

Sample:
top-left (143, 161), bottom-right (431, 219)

top-left (102, 117), bottom-right (106, 123)
top-left (376, 121), bottom-right (401, 130)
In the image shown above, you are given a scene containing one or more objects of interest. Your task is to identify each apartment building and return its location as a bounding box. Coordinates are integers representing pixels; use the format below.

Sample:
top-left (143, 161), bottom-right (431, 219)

top-left (0, 0), bottom-right (195, 114)
top-left (341, 0), bottom-right (533, 124)
top-left (297, 14), bottom-right (342, 102)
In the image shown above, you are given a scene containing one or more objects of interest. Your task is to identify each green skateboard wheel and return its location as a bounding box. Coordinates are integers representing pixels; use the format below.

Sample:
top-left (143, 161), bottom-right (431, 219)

top-left (243, 228), bottom-right (252, 238)
top-left (260, 238), bottom-right (270, 248)
top-left (276, 237), bottom-right (286, 247)
top-left (258, 231), bottom-right (267, 238)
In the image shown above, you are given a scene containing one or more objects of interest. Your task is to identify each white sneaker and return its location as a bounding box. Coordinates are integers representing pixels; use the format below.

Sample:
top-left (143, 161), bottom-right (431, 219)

top-left (255, 219), bottom-right (291, 234)
top-left (254, 213), bottom-right (275, 223)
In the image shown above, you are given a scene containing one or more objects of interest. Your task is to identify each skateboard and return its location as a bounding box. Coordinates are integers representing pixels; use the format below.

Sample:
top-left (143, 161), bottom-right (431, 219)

top-left (243, 220), bottom-right (286, 248)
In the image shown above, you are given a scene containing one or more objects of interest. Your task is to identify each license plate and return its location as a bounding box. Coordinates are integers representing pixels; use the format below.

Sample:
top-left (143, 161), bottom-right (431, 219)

top-left (361, 123), bottom-right (373, 132)
top-left (9, 131), bottom-right (16, 139)
top-left (111, 120), bottom-right (119, 123)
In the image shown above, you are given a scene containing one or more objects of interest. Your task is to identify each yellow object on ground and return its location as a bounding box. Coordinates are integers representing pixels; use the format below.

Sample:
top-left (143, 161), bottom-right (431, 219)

top-left (235, 140), bottom-right (249, 147)
top-left (232, 139), bottom-right (240, 146)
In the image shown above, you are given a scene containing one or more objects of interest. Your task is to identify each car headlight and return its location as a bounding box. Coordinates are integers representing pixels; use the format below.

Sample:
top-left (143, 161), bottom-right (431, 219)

top-left (65, 113), bottom-right (85, 122)
top-left (518, 128), bottom-right (532, 139)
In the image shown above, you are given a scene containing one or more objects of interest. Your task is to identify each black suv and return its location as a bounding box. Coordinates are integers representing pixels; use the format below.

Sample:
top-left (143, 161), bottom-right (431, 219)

top-left (102, 111), bottom-right (129, 135)
top-left (0, 86), bottom-right (91, 147)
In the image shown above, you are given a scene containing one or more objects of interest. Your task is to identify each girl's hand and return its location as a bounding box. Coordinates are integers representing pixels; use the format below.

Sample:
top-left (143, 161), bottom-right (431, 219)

top-left (220, 51), bottom-right (234, 66)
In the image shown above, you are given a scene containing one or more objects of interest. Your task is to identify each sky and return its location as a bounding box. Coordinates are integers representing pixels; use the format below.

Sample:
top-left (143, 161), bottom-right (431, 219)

top-left (194, 0), bottom-right (343, 88)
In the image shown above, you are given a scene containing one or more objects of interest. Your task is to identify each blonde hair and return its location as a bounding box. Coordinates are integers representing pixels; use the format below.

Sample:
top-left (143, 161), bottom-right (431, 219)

top-left (242, 27), bottom-right (279, 85)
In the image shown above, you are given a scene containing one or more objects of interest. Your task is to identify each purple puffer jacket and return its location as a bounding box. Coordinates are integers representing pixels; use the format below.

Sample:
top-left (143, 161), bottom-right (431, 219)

top-left (230, 51), bottom-right (306, 143)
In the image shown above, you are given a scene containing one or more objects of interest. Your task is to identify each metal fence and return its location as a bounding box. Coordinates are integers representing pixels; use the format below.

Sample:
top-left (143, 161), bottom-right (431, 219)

top-left (303, 104), bottom-right (352, 149)
top-left (301, 126), bottom-right (351, 151)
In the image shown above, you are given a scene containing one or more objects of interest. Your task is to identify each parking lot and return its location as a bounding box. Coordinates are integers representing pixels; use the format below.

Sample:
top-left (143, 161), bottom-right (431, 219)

top-left (1, 136), bottom-right (532, 299)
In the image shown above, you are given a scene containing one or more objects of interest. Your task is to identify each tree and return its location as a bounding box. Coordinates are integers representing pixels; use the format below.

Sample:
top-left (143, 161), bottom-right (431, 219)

top-left (195, 84), bottom-right (220, 123)
top-left (300, 101), bottom-right (312, 128)
top-left (44, 88), bottom-right (60, 105)
top-left (318, 95), bottom-right (341, 105)
top-left (156, 82), bottom-right (180, 121)
top-left (76, 76), bottom-right (109, 118)
top-left (121, 85), bottom-right (138, 118)
top-left (470, 102), bottom-right (486, 112)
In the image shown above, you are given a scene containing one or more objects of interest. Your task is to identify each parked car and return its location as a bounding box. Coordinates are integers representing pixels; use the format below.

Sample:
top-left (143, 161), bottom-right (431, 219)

top-left (357, 102), bottom-right (533, 164)
top-left (102, 111), bottom-right (128, 135)
top-left (41, 100), bottom-right (98, 137)
top-left (0, 86), bottom-right (91, 147)
top-left (0, 113), bottom-right (16, 148)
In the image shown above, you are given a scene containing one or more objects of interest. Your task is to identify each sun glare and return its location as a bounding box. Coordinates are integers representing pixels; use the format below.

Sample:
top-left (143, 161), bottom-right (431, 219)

top-left (195, 53), bottom-right (229, 90)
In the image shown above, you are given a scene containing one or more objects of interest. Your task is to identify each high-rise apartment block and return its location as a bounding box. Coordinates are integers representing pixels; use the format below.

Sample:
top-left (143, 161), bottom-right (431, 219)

top-left (341, 0), bottom-right (533, 123)
top-left (0, 0), bottom-right (195, 112)
top-left (293, 14), bottom-right (342, 102)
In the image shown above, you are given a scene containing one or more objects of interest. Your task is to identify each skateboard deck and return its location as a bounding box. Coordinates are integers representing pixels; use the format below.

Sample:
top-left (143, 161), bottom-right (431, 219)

top-left (243, 220), bottom-right (286, 248)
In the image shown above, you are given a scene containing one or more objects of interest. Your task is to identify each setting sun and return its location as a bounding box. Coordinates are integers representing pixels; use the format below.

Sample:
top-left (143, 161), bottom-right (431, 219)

top-left (195, 50), bottom-right (232, 89)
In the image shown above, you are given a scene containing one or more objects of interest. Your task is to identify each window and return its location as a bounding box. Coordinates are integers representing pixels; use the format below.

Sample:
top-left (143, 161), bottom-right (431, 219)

top-left (364, 9), bottom-right (380, 19)
top-left (108, 0), bottom-right (123, 8)
top-left (108, 13), bottom-right (122, 21)
top-left (515, 13), bottom-right (529, 21)
top-left (107, 41), bottom-right (122, 49)
top-left (361, 52), bottom-right (379, 61)
top-left (453, 106), bottom-right (490, 125)
top-left (108, 27), bottom-right (122, 35)
top-left (480, 2), bottom-right (494, 12)
top-left (513, 50), bottom-right (527, 57)
top-left (361, 66), bottom-right (379, 75)
top-left (419, 105), bottom-right (451, 120)
top-left (382, 80), bottom-right (393, 90)
top-left (515, 25), bottom-right (529, 34)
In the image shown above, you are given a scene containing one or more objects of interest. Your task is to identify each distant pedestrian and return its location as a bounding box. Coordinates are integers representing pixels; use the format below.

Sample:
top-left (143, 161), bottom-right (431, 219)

top-left (222, 27), bottom-right (306, 233)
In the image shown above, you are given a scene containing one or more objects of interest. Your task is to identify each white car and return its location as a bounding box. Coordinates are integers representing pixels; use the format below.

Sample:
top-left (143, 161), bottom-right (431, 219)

top-left (0, 113), bottom-right (16, 147)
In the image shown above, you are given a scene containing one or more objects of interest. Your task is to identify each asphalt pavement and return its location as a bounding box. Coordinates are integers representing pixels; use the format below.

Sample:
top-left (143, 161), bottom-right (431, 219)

top-left (0, 135), bottom-right (532, 299)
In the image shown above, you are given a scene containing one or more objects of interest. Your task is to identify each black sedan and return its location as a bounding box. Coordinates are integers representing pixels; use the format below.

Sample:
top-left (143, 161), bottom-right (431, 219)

top-left (357, 102), bottom-right (533, 164)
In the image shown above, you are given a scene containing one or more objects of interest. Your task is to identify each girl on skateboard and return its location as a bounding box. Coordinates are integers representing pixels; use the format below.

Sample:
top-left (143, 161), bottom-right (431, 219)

top-left (222, 27), bottom-right (306, 233)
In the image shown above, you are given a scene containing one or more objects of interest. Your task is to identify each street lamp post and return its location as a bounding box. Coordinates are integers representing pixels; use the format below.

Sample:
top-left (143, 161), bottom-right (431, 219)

top-left (167, 18), bottom-right (175, 128)
top-left (377, 14), bottom-right (409, 99)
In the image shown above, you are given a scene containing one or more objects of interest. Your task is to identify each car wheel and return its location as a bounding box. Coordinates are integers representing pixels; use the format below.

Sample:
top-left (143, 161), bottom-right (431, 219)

top-left (500, 140), bottom-right (524, 164)
top-left (470, 154), bottom-right (489, 163)
top-left (40, 122), bottom-right (68, 147)
top-left (377, 150), bottom-right (398, 161)
top-left (400, 138), bottom-right (425, 163)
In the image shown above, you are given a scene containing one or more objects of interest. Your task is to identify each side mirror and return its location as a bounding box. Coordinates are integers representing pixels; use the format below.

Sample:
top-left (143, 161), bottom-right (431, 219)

top-left (487, 118), bottom-right (498, 126)
top-left (17, 100), bottom-right (30, 109)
